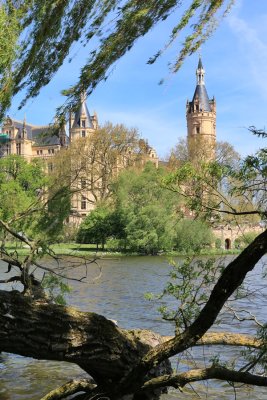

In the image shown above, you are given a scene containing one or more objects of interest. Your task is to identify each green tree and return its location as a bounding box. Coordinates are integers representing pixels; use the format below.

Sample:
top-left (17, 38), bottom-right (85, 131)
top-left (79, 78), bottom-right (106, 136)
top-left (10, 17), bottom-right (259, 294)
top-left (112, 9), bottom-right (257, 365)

top-left (174, 218), bottom-right (213, 253)
top-left (0, 155), bottom-right (47, 222)
top-left (77, 205), bottom-right (114, 249)
top-left (112, 162), bottom-right (178, 254)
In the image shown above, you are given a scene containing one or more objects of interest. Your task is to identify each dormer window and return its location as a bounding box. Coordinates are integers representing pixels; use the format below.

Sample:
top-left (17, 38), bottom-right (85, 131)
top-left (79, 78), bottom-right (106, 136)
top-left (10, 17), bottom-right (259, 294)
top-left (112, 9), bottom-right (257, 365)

top-left (81, 120), bottom-right (86, 128)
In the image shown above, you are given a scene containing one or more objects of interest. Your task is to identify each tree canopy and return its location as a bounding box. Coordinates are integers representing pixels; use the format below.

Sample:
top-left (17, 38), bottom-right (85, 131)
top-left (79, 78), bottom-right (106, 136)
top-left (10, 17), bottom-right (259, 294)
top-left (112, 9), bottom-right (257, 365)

top-left (0, 0), bottom-right (234, 119)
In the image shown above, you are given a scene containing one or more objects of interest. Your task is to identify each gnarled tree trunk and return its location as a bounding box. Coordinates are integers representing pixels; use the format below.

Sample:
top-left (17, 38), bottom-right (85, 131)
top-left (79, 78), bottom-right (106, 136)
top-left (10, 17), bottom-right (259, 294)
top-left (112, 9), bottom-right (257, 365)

top-left (0, 289), bottom-right (171, 399)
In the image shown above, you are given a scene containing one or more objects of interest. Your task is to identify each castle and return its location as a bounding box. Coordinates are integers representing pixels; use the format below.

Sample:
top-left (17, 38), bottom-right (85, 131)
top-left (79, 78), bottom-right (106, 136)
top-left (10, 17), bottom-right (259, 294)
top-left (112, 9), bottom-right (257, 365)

top-left (0, 58), bottom-right (261, 248)
top-left (0, 94), bottom-right (158, 220)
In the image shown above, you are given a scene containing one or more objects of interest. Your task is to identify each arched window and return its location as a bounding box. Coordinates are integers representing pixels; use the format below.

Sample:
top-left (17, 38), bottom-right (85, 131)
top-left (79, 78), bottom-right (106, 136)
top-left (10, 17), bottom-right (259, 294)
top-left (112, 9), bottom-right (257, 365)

top-left (225, 238), bottom-right (231, 250)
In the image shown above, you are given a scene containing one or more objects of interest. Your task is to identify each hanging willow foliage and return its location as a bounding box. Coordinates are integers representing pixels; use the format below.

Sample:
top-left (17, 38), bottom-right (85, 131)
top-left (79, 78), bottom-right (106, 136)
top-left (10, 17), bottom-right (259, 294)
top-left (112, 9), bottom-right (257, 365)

top-left (0, 0), bottom-right (234, 120)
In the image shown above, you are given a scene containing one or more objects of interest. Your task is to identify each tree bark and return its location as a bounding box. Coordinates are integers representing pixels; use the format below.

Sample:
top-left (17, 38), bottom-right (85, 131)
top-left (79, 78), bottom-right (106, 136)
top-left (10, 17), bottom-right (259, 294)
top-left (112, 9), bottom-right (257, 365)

top-left (0, 289), bottom-right (171, 398)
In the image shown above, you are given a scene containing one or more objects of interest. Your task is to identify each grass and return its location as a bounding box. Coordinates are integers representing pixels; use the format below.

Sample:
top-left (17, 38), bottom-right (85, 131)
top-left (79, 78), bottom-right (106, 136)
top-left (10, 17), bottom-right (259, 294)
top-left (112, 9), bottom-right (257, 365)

top-left (3, 236), bottom-right (242, 260)
top-left (5, 242), bottom-right (241, 258)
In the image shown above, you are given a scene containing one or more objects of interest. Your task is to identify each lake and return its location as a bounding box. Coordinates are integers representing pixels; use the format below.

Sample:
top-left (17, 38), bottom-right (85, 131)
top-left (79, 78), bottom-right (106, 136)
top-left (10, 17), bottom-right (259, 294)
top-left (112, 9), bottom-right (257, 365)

top-left (0, 255), bottom-right (266, 399)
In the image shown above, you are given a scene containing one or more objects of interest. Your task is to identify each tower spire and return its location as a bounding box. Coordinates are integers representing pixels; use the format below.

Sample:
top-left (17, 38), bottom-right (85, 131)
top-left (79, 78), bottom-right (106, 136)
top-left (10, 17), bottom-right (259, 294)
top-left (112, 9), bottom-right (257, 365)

top-left (72, 91), bottom-right (93, 130)
top-left (186, 57), bottom-right (216, 162)
top-left (196, 55), bottom-right (205, 85)
top-left (22, 114), bottom-right (27, 139)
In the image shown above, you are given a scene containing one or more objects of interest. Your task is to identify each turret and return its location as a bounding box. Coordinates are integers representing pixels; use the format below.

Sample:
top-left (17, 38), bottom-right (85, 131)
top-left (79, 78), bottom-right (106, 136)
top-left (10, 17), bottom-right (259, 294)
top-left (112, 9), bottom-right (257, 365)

top-left (186, 57), bottom-right (216, 162)
top-left (69, 92), bottom-right (96, 140)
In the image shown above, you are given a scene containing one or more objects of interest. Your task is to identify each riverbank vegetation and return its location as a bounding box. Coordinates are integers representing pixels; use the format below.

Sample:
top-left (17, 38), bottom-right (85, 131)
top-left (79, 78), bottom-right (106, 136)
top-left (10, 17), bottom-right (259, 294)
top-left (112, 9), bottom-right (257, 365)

top-left (76, 163), bottom-right (214, 255)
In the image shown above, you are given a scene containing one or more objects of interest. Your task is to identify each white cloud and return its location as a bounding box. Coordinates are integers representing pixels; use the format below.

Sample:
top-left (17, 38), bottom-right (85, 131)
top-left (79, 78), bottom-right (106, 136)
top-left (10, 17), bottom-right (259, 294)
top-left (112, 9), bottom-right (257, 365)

top-left (228, 11), bottom-right (267, 99)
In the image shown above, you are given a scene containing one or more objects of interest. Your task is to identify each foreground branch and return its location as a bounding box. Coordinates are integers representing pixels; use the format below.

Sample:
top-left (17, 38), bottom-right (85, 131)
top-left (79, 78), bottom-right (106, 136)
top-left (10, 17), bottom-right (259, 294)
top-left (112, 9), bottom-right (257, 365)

top-left (162, 332), bottom-right (262, 348)
top-left (141, 366), bottom-right (267, 392)
top-left (119, 229), bottom-right (267, 395)
top-left (40, 379), bottom-right (96, 400)
top-left (0, 290), bottom-right (170, 390)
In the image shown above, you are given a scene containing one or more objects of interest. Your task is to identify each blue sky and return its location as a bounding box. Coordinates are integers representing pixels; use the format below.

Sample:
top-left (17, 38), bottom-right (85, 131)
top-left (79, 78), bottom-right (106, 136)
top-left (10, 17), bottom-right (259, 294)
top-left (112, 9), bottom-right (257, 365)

top-left (9, 0), bottom-right (267, 159)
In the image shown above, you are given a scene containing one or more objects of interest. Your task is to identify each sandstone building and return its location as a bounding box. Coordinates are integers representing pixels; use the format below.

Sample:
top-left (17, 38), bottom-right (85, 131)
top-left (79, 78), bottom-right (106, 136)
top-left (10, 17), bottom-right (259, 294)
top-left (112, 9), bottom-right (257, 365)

top-left (187, 57), bottom-right (216, 162)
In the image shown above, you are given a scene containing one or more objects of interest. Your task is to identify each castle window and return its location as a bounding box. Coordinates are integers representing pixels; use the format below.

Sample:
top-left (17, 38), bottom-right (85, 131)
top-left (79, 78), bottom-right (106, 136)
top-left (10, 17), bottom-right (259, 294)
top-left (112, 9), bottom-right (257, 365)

top-left (81, 130), bottom-right (86, 137)
top-left (48, 163), bottom-right (53, 172)
top-left (81, 120), bottom-right (86, 128)
top-left (196, 104), bottom-right (199, 111)
top-left (48, 148), bottom-right (55, 155)
top-left (37, 149), bottom-right (43, 155)
top-left (81, 196), bottom-right (87, 210)
top-left (81, 178), bottom-right (86, 189)
top-left (196, 126), bottom-right (200, 134)
top-left (16, 143), bottom-right (21, 155)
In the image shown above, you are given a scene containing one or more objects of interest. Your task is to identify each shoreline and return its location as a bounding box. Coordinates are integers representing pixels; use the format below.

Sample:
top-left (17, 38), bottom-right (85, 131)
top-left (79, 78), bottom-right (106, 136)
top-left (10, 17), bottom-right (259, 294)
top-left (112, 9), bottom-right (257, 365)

top-left (6, 242), bottom-right (241, 258)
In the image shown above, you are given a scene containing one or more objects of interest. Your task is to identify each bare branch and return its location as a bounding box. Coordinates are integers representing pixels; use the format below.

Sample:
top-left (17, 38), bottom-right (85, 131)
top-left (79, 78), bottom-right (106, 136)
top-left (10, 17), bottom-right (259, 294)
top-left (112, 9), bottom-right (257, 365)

top-left (162, 332), bottom-right (262, 349)
top-left (0, 275), bottom-right (22, 284)
top-left (0, 219), bottom-right (34, 249)
top-left (40, 379), bottom-right (96, 400)
top-left (141, 366), bottom-right (267, 392)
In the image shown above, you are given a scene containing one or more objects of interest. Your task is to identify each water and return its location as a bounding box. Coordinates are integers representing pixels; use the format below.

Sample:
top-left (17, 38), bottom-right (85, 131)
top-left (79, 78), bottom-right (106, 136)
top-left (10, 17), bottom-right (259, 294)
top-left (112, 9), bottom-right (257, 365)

top-left (0, 255), bottom-right (267, 399)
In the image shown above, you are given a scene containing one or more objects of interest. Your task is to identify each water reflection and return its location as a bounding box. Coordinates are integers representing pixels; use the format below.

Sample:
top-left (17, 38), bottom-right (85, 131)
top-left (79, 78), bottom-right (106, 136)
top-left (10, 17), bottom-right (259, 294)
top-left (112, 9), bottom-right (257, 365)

top-left (0, 255), bottom-right (267, 399)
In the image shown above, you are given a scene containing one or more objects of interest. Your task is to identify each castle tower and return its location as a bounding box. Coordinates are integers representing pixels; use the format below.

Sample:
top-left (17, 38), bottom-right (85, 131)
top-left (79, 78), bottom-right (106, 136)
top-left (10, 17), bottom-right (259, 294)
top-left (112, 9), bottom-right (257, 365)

top-left (69, 92), bottom-right (97, 141)
top-left (186, 57), bottom-right (216, 162)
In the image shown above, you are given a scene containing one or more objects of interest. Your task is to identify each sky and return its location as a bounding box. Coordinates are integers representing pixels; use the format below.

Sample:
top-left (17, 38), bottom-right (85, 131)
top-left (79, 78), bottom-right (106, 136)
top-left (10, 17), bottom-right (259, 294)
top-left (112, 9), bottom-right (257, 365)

top-left (8, 0), bottom-right (267, 159)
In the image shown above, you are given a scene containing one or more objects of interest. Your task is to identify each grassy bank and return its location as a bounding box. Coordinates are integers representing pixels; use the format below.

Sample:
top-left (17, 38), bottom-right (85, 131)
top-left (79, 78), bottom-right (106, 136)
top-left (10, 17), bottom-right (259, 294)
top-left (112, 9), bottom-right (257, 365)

top-left (5, 242), bottom-right (240, 258)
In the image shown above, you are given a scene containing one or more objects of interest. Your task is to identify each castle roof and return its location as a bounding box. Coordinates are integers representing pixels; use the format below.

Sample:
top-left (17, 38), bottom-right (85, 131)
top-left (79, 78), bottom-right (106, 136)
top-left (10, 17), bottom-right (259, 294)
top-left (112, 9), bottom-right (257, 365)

top-left (190, 84), bottom-right (211, 112)
top-left (6, 119), bottom-right (68, 147)
top-left (188, 57), bottom-right (212, 112)
top-left (72, 96), bottom-right (94, 129)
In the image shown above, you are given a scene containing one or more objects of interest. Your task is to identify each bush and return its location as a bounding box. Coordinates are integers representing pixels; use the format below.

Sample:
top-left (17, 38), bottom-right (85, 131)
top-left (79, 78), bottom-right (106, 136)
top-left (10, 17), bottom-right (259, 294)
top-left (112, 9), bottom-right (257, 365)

top-left (215, 238), bottom-right (222, 249)
top-left (174, 219), bottom-right (213, 253)
top-left (235, 231), bottom-right (258, 249)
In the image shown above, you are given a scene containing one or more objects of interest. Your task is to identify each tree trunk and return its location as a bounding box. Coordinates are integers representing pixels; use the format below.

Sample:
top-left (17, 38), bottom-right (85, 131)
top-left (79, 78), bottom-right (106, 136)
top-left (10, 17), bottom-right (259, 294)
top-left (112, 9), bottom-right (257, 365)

top-left (0, 289), bottom-right (171, 399)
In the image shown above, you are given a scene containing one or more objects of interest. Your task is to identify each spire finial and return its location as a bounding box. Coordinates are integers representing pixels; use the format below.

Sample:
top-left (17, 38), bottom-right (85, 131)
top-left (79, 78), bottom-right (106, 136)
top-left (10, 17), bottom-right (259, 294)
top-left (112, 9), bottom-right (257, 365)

top-left (80, 90), bottom-right (87, 104)
top-left (22, 114), bottom-right (27, 138)
top-left (196, 54), bottom-right (205, 85)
